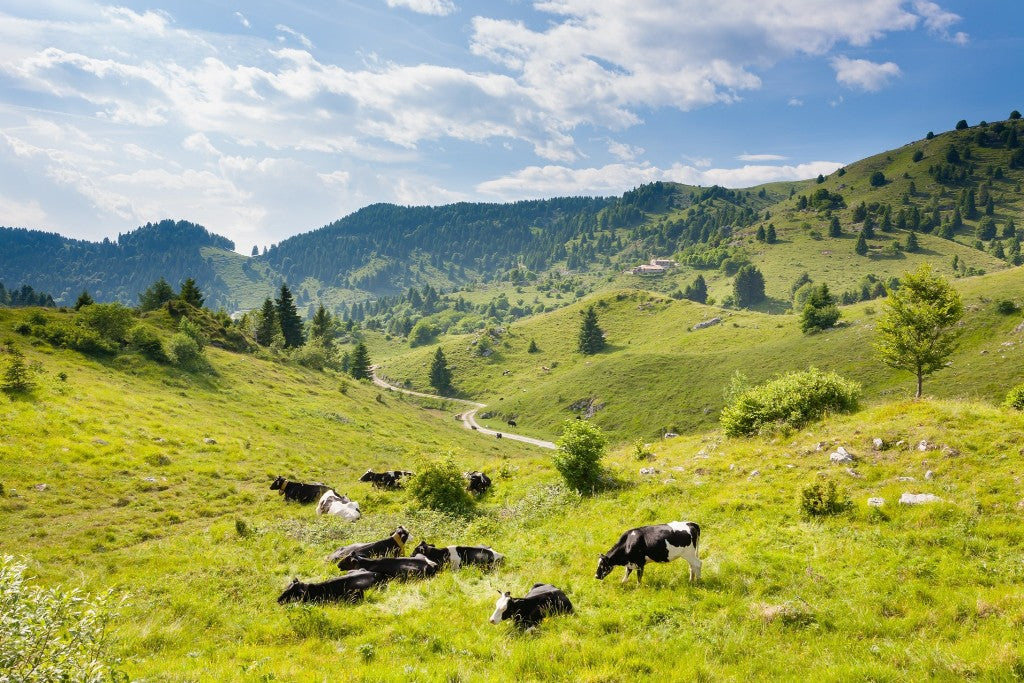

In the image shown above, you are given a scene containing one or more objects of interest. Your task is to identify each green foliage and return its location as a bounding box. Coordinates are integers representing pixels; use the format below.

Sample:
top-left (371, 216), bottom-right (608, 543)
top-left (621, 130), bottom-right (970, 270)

top-left (828, 216), bottom-right (842, 237)
top-left (553, 419), bottom-right (607, 493)
top-left (291, 343), bottom-right (338, 371)
top-left (855, 232), bottom-right (868, 256)
top-left (904, 231), bottom-right (919, 253)
top-left (800, 284), bottom-right (840, 333)
top-left (912, 149), bottom-right (924, 162)
top-left (167, 333), bottom-right (206, 371)
top-left (577, 306), bottom-right (606, 355)
top-left (994, 299), bottom-right (1018, 315)
top-left (127, 325), bottom-right (168, 362)
top-left (0, 556), bottom-right (122, 682)
top-left (955, 119), bottom-right (969, 130)
top-left (720, 368), bottom-right (861, 437)
top-left (308, 304), bottom-right (334, 348)
top-left (800, 480), bottom-right (850, 517)
top-left (409, 320), bottom-right (436, 347)
top-left (732, 265), bottom-right (766, 308)
top-left (78, 303), bottom-right (135, 344)
top-left (1005, 384), bottom-right (1024, 410)
top-left (2, 350), bottom-right (34, 394)
top-left (428, 347), bottom-right (453, 395)
top-left (255, 297), bottom-right (277, 347)
top-left (683, 274), bottom-right (708, 304)
top-left (875, 264), bottom-right (964, 398)
top-left (869, 171), bottom-right (886, 187)
top-left (527, 338), bottom-right (539, 353)
top-left (73, 291), bottom-right (94, 310)
top-left (408, 458), bottom-right (474, 516)
top-left (631, 439), bottom-right (653, 461)
top-left (178, 277), bottom-right (205, 309)
top-left (138, 277), bottom-right (176, 311)
top-left (276, 284), bottom-right (304, 348)
top-left (349, 342), bottom-right (372, 380)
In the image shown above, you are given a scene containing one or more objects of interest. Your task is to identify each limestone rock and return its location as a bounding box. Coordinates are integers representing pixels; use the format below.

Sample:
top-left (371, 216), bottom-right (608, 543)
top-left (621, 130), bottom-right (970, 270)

top-left (899, 492), bottom-right (942, 505)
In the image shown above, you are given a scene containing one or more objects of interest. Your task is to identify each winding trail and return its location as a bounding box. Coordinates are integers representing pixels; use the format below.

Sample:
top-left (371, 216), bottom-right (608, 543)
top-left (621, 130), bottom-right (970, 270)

top-left (371, 367), bottom-right (557, 450)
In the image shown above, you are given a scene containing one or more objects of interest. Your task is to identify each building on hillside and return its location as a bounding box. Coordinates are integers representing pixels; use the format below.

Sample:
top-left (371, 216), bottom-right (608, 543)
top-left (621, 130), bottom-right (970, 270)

top-left (630, 264), bottom-right (667, 276)
top-left (650, 258), bottom-right (677, 268)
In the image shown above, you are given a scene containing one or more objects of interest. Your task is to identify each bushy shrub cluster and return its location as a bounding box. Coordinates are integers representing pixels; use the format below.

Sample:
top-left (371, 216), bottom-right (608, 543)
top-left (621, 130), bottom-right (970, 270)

top-left (1005, 383), bottom-right (1024, 411)
top-left (720, 368), bottom-right (861, 436)
top-left (553, 420), bottom-right (608, 493)
top-left (800, 480), bottom-right (850, 517)
top-left (408, 458), bottom-right (474, 516)
top-left (128, 324), bottom-right (168, 362)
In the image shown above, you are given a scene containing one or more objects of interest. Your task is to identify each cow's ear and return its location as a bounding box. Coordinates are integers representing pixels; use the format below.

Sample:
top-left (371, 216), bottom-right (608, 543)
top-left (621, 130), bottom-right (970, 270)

top-left (504, 591), bottom-right (511, 597)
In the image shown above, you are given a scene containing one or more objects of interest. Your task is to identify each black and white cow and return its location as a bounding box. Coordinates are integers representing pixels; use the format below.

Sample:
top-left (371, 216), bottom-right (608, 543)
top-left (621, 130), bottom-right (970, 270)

top-left (359, 470), bottom-right (413, 489)
top-left (315, 490), bottom-right (361, 521)
top-left (270, 476), bottom-right (331, 504)
top-left (412, 541), bottom-right (504, 571)
top-left (342, 554), bottom-right (438, 580)
top-left (595, 521), bottom-right (701, 584)
top-left (277, 570), bottom-right (384, 604)
top-left (465, 471), bottom-right (492, 495)
top-left (330, 526), bottom-right (410, 568)
top-left (489, 584), bottom-right (574, 628)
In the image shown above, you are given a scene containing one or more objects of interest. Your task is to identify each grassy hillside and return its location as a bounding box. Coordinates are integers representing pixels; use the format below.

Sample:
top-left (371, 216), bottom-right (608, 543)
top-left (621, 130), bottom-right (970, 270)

top-left (3, 313), bottom-right (1024, 678)
top-left (377, 265), bottom-right (1024, 443)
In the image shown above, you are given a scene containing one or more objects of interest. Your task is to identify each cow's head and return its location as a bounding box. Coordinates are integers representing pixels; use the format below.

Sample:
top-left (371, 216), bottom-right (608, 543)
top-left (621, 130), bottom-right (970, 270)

top-left (270, 476), bottom-right (285, 491)
top-left (490, 590), bottom-right (512, 624)
top-left (394, 526), bottom-right (410, 543)
top-left (412, 541), bottom-right (432, 556)
top-left (359, 470), bottom-right (375, 482)
top-left (595, 554), bottom-right (614, 580)
top-left (336, 555), bottom-right (357, 571)
top-left (277, 578), bottom-right (305, 604)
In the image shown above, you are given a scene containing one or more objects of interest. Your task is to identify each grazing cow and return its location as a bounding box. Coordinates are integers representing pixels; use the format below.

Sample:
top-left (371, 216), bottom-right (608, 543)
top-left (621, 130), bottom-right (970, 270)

top-left (496, 433), bottom-right (503, 439)
top-left (343, 554), bottom-right (438, 580)
top-left (359, 470), bottom-right (413, 489)
top-left (330, 526), bottom-right (410, 568)
top-left (595, 521), bottom-right (701, 584)
top-left (412, 541), bottom-right (503, 571)
top-left (270, 476), bottom-right (331, 504)
top-left (316, 490), bottom-right (361, 521)
top-left (465, 471), bottom-right (492, 495)
top-left (277, 570), bottom-right (384, 604)
top-left (489, 584), bottom-right (573, 628)
top-left (507, 419), bottom-right (517, 427)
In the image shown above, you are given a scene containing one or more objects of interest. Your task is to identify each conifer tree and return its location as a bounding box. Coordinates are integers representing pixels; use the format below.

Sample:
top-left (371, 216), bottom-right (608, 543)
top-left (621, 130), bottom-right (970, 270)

top-left (855, 232), bottom-right (869, 256)
top-left (349, 342), bottom-right (372, 380)
top-left (683, 274), bottom-right (708, 304)
top-left (733, 265), bottom-right (766, 308)
top-left (179, 278), bottom-right (204, 309)
top-left (800, 284), bottom-right (840, 333)
top-left (828, 216), bottom-right (842, 237)
top-left (577, 306), bottom-right (606, 355)
top-left (1, 350), bottom-right (33, 394)
top-left (905, 231), bottom-right (919, 252)
top-left (276, 284), bottom-right (304, 348)
top-left (429, 347), bottom-right (453, 395)
top-left (139, 277), bottom-right (175, 311)
top-left (766, 224), bottom-right (777, 243)
top-left (309, 304), bottom-right (334, 348)
top-left (756, 225), bottom-right (766, 241)
top-left (255, 297), bottom-right (277, 346)
top-left (74, 291), bottom-right (94, 310)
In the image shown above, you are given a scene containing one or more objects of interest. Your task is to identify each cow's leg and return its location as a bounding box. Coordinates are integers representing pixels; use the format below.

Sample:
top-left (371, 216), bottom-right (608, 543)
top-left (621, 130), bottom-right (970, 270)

top-left (635, 562), bottom-right (644, 585)
top-left (621, 564), bottom-right (633, 583)
top-left (686, 553), bottom-right (702, 582)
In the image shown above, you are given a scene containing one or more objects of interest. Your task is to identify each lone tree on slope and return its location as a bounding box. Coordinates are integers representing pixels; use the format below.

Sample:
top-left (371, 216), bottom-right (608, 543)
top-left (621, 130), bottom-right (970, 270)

top-left (349, 342), bottom-right (372, 381)
top-left (732, 265), bottom-right (766, 308)
top-left (179, 278), bottom-right (204, 309)
top-left (874, 264), bottom-right (963, 398)
top-left (276, 284), bottom-right (305, 348)
top-left (429, 346), bottom-right (454, 395)
top-left (577, 306), bottom-right (606, 355)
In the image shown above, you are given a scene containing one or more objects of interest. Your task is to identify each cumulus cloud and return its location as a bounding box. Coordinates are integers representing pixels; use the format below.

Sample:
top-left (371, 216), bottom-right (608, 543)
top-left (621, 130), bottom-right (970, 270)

top-left (913, 0), bottom-right (967, 43)
top-left (607, 140), bottom-right (644, 161)
top-left (275, 24), bottom-right (314, 49)
top-left (737, 153), bottom-right (788, 161)
top-left (235, 12), bottom-right (251, 29)
top-left (385, 0), bottom-right (457, 16)
top-left (831, 56), bottom-right (901, 91)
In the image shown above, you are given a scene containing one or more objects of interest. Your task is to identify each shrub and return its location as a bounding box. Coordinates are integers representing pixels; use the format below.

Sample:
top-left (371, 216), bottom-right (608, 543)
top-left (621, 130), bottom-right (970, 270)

top-left (553, 420), bottom-right (607, 493)
top-left (409, 458), bottom-right (474, 516)
top-left (128, 324), bottom-right (168, 362)
top-left (632, 439), bottom-right (653, 461)
top-left (994, 299), bottom-right (1018, 315)
top-left (1005, 384), bottom-right (1024, 411)
top-left (39, 322), bottom-right (117, 355)
top-left (291, 343), bottom-right (338, 371)
top-left (167, 333), bottom-right (206, 371)
top-left (800, 480), bottom-right (850, 516)
top-left (0, 556), bottom-right (123, 681)
top-left (1, 352), bottom-right (34, 394)
top-left (177, 317), bottom-right (207, 350)
top-left (720, 368), bottom-right (861, 436)
top-left (78, 302), bottom-right (134, 344)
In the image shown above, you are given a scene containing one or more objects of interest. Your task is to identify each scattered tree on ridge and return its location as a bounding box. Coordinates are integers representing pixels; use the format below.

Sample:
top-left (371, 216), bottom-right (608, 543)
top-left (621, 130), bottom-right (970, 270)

top-left (74, 291), bottom-right (94, 310)
top-left (349, 342), bottom-right (372, 380)
top-left (875, 264), bottom-right (963, 398)
top-left (138, 277), bottom-right (175, 311)
top-left (800, 284), bottom-right (840, 334)
top-left (179, 278), bottom-right (204, 309)
top-left (732, 265), bottom-right (766, 308)
top-left (429, 347), bottom-right (453, 395)
top-left (577, 306), bottom-right (606, 355)
top-left (275, 284), bottom-right (304, 348)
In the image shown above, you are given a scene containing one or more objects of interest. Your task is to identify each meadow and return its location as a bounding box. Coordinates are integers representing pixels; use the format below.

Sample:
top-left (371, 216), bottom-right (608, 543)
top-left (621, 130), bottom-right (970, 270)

top-left (4, 297), bottom-right (1024, 680)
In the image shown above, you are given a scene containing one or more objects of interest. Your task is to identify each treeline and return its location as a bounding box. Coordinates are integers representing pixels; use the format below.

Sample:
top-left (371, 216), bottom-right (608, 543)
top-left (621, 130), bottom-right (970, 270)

top-left (0, 220), bottom-right (235, 309)
top-left (0, 282), bottom-right (55, 308)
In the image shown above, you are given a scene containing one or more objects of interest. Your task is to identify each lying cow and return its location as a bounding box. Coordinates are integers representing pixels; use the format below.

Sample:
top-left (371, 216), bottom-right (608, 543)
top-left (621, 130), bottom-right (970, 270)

top-left (342, 554), bottom-right (438, 580)
top-left (277, 570), bottom-right (384, 604)
top-left (595, 521), bottom-right (701, 584)
top-left (270, 476), bottom-right (331, 504)
top-left (507, 419), bottom-right (517, 427)
top-left (330, 526), bottom-right (410, 568)
top-left (359, 470), bottom-right (413, 489)
top-left (316, 490), bottom-right (361, 521)
top-left (489, 584), bottom-right (573, 628)
top-left (412, 541), bottom-right (503, 571)
top-left (465, 471), bottom-right (492, 495)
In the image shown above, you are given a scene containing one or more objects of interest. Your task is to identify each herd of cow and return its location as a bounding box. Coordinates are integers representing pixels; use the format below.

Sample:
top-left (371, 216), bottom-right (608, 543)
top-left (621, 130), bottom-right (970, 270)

top-left (271, 472), bottom-right (702, 628)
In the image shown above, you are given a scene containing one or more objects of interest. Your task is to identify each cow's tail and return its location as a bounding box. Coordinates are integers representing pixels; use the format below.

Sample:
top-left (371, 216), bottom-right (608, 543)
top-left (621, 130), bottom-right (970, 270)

top-left (688, 522), bottom-right (701, 550)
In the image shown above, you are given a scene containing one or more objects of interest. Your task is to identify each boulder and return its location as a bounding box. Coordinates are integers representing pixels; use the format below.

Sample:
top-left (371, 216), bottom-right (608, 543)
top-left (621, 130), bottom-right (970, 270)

top-left (691, 317), bottom-right (722, 331)
top-left (924, 470), bottom-right (935, 480)
top-left (203, 437), bottom-right (217, 445)
top-left (899, 493), bottom-right (942, 505)
top-left (639, 467), bottom-right (658, 476)
top-left (872, 438), bottom-right (884, 450)
top-left (829, 446), bottom-right (855, 464)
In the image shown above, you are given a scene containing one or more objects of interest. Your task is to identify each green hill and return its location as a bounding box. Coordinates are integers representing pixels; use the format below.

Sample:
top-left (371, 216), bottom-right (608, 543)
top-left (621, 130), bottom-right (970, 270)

top-left (3, 303), bottom-right (1024, 679)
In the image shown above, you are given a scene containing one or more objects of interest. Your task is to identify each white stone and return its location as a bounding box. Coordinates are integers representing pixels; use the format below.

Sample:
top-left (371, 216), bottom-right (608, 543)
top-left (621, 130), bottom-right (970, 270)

top-left (899, 493), bottom-right (942, 505)
top-left (639, 467), bottom-right (658, 476)
top-left (917, 440), bottom-right (933, 451)
top-left (897, 476), bottom-right (916, 482)
top-left (924, 470), bottom-right (935, 480)
top-left (748, 470), bottom-right (760, 478)
top-left (867, 497), bottom-right (885, 507)
top-left (830, 451), bottom-right (855, 464)
top-left (872, 438), bottom-right (884, 450)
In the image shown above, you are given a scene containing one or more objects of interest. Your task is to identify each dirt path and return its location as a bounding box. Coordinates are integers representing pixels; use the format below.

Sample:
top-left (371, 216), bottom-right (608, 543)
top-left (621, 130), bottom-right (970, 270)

top-left (371, 368), bottom-right (557, 450)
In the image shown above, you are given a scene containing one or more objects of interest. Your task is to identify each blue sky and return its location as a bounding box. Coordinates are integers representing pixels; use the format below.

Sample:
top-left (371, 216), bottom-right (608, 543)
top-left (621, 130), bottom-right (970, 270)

top-left (1, 0), bottom-right (1021, 251)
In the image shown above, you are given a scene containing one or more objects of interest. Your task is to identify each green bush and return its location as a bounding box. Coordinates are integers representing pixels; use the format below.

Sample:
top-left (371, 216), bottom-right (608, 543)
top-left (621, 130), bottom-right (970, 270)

top-left (0, 556), bottom-right (123, 681)
top-left (177, 317), bottom-right (207, 350)
top-left (408, 458), bottom-right (474, 516)
top-left (167, 333), bottom-right (206, 371)
top-left (720, 368), bottom-right (861, 436)
top-left (800, 480), bottom-right (850, 517)
top-left (78, 302), bottom-right (134, 344)
top-left (38, 322), bottom-right (117, 355)
top-left (553, 420), bottom-right (608, 493)
top-left (1005, 384), bottom-right (1024, 411)
top-left (128, 324), bottom-right (168, 362)
top-left (291, 343), bottom-right (338, 371)
top-left (994, 299), bottom-right (1018, 315)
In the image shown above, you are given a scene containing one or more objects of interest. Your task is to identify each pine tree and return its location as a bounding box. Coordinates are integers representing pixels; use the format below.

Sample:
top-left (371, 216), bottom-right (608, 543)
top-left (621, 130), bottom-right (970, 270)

top-left (828, 217), bottom-right (842, 237)
top-left (139, 278), bottom-right (175, 311)
top-left (255, 298), bottom-right (277, 346)
top-left (309, 304), bottom-right (334, 348)
top-left (74, 291), bottom-right (94, 310)
top-left (527, 339), bottom-right (539, 353)
top-left (683, 274), bottom-right (708, 304)
top-left (905, 232), bottom-right (919, 252)
top-left (800, 284), bottom-right (840, 333)
top-left (855, 233), bottom-right (869, 256)
top-left (251, 245), bottom-right (259, 256)
top-left (179, 278), bottom-right (204, 309)
top-left (349, 342), bottom-right (372, 380)
top-left (766, 224), bottom-right (777, 243)
top-left (577, 306), bottom-right (606, 355)
top-left (1, 350), bottom-right (33, 394)
top-left (276, 284), bottom-right (304, 348)
top-left (429, 347), bottom-right (453, 395)
top-left (756, 225), bottom-right (766, 241)
top-left (732, 265), bottom-right (766, 308)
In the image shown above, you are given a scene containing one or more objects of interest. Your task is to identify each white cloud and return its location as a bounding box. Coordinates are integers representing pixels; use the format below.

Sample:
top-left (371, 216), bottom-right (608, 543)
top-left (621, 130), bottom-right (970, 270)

top-left (913, 0), bottom-right (967, 43)
top-left (607, 140), bottom-right (644, 161)
top-left (477, 159), bottom-right (844, 199)
top-left (235, 12), bottom-right (251, 29)
top-left (0, 194), bottom-right (48, 228)
top-left (831, 56), bottom-right (901, 91)
top-left (385, 0), bottom-right (457, 16)
top-left (788, 98), bottom-right (804, 106)
top-left (275, 24), bottom-right (314, 50)
top-left (737, 153), bottom-right (788, 161)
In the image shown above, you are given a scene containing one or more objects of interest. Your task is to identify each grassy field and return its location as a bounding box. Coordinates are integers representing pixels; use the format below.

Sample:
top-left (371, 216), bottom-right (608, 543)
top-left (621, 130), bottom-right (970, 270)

top-left (4, 304), bottom-right (1024, 680)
